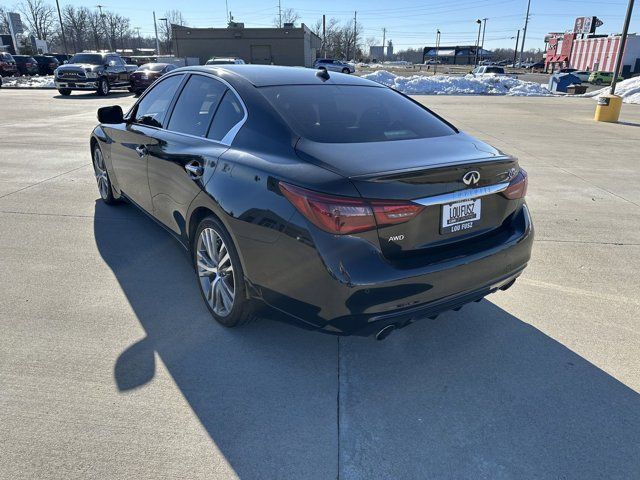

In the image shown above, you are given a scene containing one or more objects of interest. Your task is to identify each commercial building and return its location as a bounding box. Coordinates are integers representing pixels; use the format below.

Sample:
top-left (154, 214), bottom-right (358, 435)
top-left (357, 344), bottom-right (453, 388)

top-left (544, 16), bottom-right (640, 75)
top-left (422, 45), bottom-right (492, 65)
top-left (171, 23), bottom-right (321, 67)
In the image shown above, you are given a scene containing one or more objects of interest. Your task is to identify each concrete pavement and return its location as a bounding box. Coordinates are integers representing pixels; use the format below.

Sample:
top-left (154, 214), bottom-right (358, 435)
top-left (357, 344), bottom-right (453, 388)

top-left (0, 89), bottom-right (639, 479)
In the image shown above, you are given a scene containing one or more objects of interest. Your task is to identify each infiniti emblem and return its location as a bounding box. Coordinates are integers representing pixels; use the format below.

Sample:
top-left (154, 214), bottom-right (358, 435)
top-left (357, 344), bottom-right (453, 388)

top-left (462, 170), bottom-right (481, 186)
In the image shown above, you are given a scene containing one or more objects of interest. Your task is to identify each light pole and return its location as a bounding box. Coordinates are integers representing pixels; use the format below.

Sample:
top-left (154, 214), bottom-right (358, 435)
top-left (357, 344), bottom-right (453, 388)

top-left (434, 29), bottom-right (440, 75)
top-left (96, 5), bottom-right (113, 51)
top-left (610, 0), bottom-right (635, 95)
top-left (54, 0), bottom-right (68, 57)
top-left (513, 30), bottom-right (520, 67)
top-left (159, 17), bottom-right (171, 56)
top-left (153, 11), bottom-right (161, 56)
top-left (474, 19), bottom-right (482, 66)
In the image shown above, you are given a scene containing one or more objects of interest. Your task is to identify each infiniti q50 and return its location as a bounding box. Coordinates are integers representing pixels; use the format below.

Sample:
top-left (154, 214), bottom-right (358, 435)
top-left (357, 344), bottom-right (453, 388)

top-left (90, 65), bottom-right (533, 338)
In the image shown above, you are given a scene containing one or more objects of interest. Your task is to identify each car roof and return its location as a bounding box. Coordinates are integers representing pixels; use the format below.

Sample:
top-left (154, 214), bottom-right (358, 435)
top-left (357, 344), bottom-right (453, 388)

top-left (182, 65), bottom-right (380, 88)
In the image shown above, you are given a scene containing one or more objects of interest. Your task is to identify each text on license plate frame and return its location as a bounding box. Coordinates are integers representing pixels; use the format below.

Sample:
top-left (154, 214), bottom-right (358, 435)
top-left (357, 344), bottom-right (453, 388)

top-left (440, 198), bottom-right (481, 234)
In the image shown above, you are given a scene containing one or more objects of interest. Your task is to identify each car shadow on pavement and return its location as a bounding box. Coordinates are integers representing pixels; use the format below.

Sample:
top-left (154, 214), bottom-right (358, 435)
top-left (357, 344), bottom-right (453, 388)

top-left (53, 92), bottom-right (133, 100)
top-left (93, 201), bottom-right (339, 479)
top-left (94, 201), bottom-right (640, 479)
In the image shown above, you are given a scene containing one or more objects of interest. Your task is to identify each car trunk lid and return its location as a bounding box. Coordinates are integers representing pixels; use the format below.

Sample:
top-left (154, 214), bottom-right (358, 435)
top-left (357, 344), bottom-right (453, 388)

top-left (295, 133), bottom-right (521, 258)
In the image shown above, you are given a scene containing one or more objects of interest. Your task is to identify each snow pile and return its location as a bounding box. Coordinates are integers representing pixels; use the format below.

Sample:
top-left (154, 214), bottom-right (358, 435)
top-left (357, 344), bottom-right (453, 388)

top-left (2, 75), bottom-right (55, 88)
top-left (583, 75), bottom-right (640, 104)
top-left (361, 70), bottom-right (552, 97)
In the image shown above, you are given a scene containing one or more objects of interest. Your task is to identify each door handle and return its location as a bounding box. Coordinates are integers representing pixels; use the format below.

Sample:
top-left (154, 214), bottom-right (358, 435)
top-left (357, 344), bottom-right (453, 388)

top-left (135, 145), bottom-right (148, 157)
top-left (185, 160), bottom-right (204, 179)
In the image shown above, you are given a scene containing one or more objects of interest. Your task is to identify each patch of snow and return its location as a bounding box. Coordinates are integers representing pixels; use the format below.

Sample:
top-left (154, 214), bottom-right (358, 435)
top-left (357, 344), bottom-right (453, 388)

top-left (2, 75), bottom-right (55, 88)
top-left (583, 76), bottom-right (640, 104)
top-left (361, 70), bottom-right (552, 97)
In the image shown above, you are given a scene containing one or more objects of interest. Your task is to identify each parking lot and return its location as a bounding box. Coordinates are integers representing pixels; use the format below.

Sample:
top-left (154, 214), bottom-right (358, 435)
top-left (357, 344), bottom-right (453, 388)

top-left (1, 89), bottom-right (639, 479)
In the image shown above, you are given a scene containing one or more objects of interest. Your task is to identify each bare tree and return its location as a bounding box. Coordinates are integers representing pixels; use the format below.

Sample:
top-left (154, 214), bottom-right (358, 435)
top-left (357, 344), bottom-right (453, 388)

top-left (273, 8), bottom-right (300, 28)
top-left (158, 9), bottom-right (186, 53)
top-left (18, 0), bottom-right (56, 39)
top-left (62, 5), bottom-right (90, 52)
top-left (103, 11), bottom-right (130, 51)
top-left (0, 6), bottom-right (11, 34)
top-left (86, 11), bottom-right (103, 51)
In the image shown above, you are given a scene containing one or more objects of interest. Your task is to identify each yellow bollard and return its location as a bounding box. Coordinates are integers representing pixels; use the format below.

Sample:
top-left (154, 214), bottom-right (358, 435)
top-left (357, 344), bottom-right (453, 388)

top-left (594, 94), bottom-right (623, 123)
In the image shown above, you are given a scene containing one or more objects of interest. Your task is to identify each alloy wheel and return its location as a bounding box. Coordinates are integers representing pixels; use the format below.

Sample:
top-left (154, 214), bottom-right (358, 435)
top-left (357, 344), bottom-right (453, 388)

top-left (197, 227), bottom-right (235, 317)
top-left (93, 148), bottom-right (110, 200)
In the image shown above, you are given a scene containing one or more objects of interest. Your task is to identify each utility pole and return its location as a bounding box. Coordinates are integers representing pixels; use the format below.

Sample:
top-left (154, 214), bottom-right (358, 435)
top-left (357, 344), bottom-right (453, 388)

top-left (54, 0), bottom-right (68, 56)
top-left (480, 18), bottom-right (488, 63)
top-left (225, 0), bottom-right (230, 24)
top-left (353, 11), bottom-right (357, 61)
top-left (382, 27), bottom-right (386, 63)
top-left (518, 0), bottom-right (531, 67)
top-left (434, 29), bottom-right (441, 75)
top-left (134, 27), bottom-right (141, 51)
top-left (322, 14), bottom-right (326, 58)
top-left (96, 5), bottom-right (113, 51)
top-left (474, 19), bottom-right (482, 66)
top-left (159, 17), bottom-right (170, 56)
top-left (610, 0), bottom-right (635, 95)
top-left (278, 0), bottom-right (282, 28)
top-left (153, 11), bottom-right (161, 56)
top-left (513, 29), bottom-right (520, 66)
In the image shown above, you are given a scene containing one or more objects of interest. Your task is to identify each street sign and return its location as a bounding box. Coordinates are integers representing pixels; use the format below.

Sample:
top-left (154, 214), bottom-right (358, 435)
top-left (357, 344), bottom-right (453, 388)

top-left (8, 12), bottom-right (24, 34)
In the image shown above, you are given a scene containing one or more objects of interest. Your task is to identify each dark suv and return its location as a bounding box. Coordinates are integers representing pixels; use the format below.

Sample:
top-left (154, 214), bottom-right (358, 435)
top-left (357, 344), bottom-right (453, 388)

top-left (54, 52), bottom-right (132, 96)
top-left (0, 52), bottom-right (17, 77)
top-left (13, 55), bottom-right (39, 76)
top-left (33, 55), bottom-right (60, 75)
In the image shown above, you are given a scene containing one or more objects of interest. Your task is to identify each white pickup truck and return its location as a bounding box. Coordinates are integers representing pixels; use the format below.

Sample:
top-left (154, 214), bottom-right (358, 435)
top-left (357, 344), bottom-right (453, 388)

top-left (469, 66), bottom-right (516, 78)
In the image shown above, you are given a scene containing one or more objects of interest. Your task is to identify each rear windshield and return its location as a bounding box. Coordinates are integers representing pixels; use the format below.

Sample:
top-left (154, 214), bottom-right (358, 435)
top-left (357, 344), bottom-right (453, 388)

top-left (485, 67), bottom-right (505, 74)
top-left (140, 63), bottom-right (166, 71)
top-left (69, 54), bottom-right (104, 65)
top-left (260, 85), bottom-right (455, 143)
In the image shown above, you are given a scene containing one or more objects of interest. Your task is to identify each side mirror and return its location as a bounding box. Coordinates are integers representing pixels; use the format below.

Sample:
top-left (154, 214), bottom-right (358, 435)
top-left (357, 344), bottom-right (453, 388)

top-left (97, 105), bottom-right (124, 124)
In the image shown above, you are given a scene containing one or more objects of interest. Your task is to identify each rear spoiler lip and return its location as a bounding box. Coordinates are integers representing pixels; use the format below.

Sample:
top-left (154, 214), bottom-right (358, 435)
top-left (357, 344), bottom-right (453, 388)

top-left (348, 155), bottom-right (515, 181)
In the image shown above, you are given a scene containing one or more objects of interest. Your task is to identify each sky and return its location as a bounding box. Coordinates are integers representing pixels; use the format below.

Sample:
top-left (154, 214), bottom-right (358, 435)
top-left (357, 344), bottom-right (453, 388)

top-left (63, 0), bottom-right (639, 51)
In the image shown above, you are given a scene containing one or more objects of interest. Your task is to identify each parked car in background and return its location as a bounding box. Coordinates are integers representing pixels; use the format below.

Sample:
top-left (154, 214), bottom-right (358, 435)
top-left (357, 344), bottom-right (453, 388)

top-left (54, 51), bottom-right (132, 96)
top-left (90, 65), bottom-right (533, 338)
top-left (529, 61), bottom-right (545, 70)
top-left (32, 55), bottom-right (60, 75)
top-left (314, 58), bottom-right (355, 74)
top-left (50, 53), bottom-right (72, 64)
top-left (572, 71), bottom-right (591, 82)
top-left (559, 68), bottom-right (577, 73)
top-left (0, 52), bottom-right (17, 77)
top-left (470, 66), bottom-right (514, 77)
top-left (13, 55), bottom-right (39, 76)
top-left (205, 57), bottom-right (246, 65)
top-left (588, 71), bottom-right (623, 85)
top-left (129, 63), bottom-right (177, 95)
top-left (423, 59), bottom-right (441, 65)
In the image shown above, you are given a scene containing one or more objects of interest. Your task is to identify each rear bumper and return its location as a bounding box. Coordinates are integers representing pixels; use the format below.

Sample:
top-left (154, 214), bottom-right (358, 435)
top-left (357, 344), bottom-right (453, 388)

top-left (251, 203), bottom-right (533, 336)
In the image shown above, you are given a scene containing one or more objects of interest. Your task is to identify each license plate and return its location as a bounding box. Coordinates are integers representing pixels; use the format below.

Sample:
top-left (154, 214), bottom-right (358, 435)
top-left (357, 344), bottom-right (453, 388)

top-left (440, 198), bottom-right (481, 234)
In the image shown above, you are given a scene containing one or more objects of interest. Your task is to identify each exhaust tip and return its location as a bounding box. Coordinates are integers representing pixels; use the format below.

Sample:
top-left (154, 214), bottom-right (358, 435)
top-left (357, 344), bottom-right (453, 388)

top-left (375, 324), bottom-right (396, 341)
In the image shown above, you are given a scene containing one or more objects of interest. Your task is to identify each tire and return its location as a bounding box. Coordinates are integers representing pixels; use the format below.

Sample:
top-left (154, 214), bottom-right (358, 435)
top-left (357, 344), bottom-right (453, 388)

top-left (58, 89), bottom-right (71, 96)
top-left (96, 78), bottom-right (109, 96)
top-left (193, 216), bottom-right (257, 327)
top-left (594, 79), bottom-right (602, 85)
top-left (92, 144), bottom-right (119, 205)
top-left (341, 67), bottom-right (350, 74)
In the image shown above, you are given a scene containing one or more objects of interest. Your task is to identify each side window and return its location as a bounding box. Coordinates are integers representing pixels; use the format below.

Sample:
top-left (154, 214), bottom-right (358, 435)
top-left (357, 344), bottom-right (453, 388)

top-left (207, 90), bottom-right (245, 142)
top-left (133, 74), bottom-right (183, 128)
top-left (167, 75), bottom-right (227, 137)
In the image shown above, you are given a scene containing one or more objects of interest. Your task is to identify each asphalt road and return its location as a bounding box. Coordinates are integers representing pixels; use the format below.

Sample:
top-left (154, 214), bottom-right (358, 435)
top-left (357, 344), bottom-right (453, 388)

top-left (1, 89), bottom-right (639, 479)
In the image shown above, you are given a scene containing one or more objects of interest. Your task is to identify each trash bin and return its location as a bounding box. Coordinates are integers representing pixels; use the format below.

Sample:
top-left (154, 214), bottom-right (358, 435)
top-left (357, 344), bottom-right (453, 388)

top-left (566, 84), bottom-right (588, 95)
top-left (548, 73), bottom-right (582, 93)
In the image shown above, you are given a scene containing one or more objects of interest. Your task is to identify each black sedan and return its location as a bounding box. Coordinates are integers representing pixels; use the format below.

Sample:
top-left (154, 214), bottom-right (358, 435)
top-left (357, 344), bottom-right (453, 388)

top-left (13, 55), bottom-right (39, 76)
top-left (32, 55), bottom-right (60, 75)
top-left (91, 65), bottom-right (533, 338)
top-left (129, 63), bottom-right (177, 95)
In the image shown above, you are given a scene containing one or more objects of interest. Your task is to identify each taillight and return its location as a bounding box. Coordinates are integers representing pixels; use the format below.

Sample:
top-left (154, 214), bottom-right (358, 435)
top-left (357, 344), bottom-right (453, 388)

top-left (502, 169), bottom-right (528, 199)
top-left (279, 182), bottom-right (423, 235)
